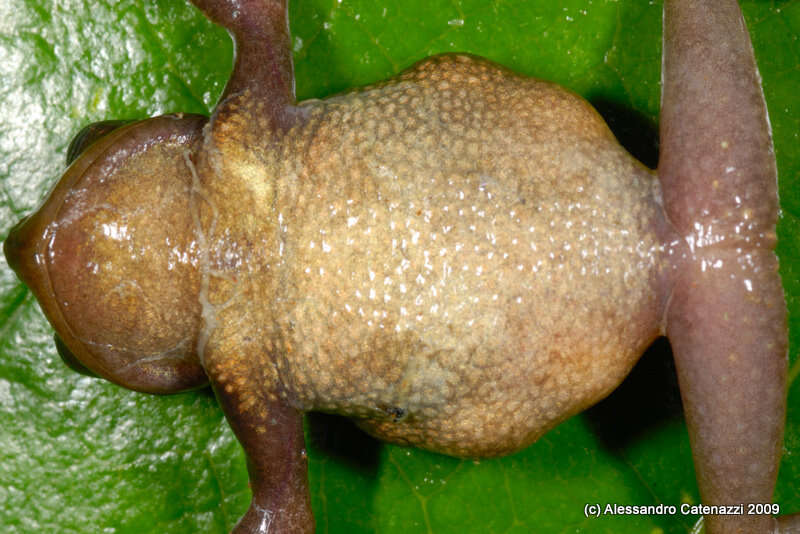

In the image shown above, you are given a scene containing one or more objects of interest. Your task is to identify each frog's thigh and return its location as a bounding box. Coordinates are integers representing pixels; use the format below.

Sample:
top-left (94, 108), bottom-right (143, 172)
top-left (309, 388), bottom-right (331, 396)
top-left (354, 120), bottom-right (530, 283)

top-left (660, 0), bottom-right (787, 531)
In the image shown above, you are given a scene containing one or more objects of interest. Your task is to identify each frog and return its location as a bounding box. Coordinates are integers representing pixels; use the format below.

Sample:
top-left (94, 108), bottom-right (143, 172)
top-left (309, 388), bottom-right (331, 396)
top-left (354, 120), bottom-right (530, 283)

top-left (2, 0), bottom-right (797, 533)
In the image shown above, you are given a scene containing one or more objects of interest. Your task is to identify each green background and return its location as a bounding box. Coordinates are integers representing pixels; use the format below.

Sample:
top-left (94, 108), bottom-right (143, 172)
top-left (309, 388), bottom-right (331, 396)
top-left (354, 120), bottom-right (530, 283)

top-left (0, 0), bottom-right (798, 533)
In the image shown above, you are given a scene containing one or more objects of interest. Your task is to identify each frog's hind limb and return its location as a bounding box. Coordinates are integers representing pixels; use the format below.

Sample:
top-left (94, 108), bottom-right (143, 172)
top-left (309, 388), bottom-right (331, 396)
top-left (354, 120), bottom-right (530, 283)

top-left (659, 1), bottom-right (790, 532)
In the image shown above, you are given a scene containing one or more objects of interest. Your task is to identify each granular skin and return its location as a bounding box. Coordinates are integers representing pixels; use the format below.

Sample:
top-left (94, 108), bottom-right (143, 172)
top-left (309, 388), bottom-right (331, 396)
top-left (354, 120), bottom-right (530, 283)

top-left (199, 54), bottom-right (667, 457)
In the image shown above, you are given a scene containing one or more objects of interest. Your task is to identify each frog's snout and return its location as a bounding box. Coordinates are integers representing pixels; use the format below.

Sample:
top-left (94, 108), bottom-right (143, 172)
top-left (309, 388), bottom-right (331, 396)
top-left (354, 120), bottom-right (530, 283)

top-left (4, 214), bottom-right (39, 287)
top-left (4, 202), bottom-right (56, 319)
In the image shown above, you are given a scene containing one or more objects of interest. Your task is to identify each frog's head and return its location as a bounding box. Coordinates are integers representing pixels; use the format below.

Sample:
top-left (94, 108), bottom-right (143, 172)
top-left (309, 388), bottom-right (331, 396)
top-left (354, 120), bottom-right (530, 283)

top-left (4, 115), bottom-right (210, 393)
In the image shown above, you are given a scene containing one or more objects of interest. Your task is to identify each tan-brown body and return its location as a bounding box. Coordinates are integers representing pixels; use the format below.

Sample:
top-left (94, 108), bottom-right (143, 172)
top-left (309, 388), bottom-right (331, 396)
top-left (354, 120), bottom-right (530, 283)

top-left (202, 55), bottom-right (666, 457)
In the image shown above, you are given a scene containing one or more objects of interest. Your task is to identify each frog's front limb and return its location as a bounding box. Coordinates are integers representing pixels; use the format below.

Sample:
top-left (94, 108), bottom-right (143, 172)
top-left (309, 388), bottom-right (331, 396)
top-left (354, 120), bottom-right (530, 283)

top-left (204, 336), bottom-right (314, 534)
top-left (659, 1), bottom-right (788, 532)
top-left (191, 0), bottom-right (294, 110)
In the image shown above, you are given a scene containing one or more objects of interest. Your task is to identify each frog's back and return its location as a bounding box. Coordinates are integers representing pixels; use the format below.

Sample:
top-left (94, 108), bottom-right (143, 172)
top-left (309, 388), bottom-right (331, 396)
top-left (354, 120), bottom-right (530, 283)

top-left (256, 55), bottom-right (664, 456)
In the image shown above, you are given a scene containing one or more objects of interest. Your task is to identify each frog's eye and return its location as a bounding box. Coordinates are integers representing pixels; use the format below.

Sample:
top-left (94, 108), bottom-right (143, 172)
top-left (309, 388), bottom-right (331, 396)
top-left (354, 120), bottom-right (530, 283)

top-left (66, 120), bottom-right (133, 166)
top-left (54, 335), bottom-right (98, 378)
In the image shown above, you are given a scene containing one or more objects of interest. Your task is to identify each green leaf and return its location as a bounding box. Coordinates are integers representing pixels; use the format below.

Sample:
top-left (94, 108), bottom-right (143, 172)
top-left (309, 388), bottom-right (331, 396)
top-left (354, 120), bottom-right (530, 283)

top-left (0, 1), bottom-right (797, 533)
